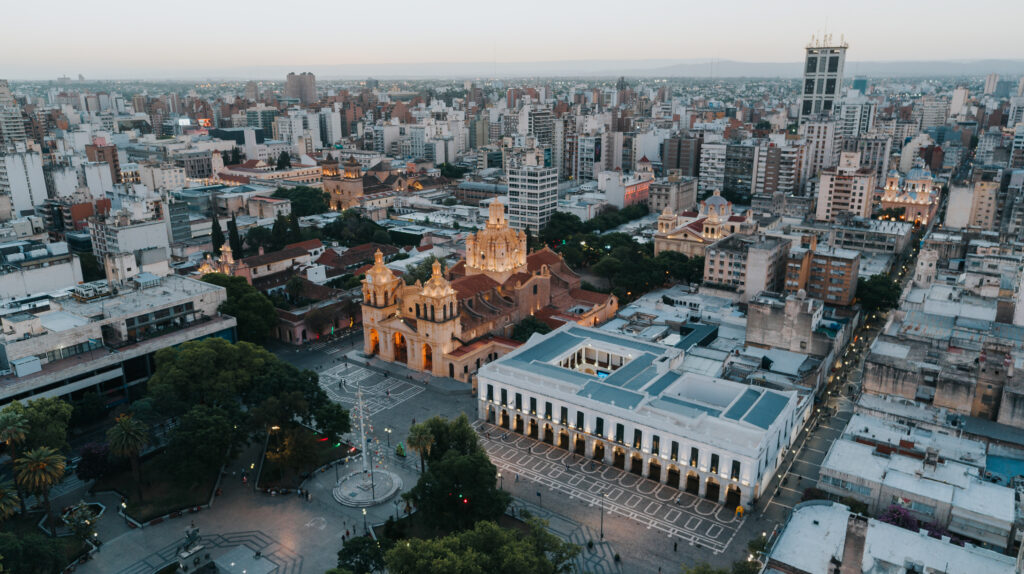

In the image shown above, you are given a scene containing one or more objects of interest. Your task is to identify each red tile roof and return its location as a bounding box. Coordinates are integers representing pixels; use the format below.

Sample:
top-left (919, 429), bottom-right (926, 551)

top-left (685, 218), bottom-right (706, 232)
top-left (569, 288), bottom-right (613, 305)
top-left (446, 335), bottom-right (521, 358)
top-left (534, 308), bottom-right (570, 330)
top-left (451, 274), bottom-right (499, 299)
top-left (286, 239), bottom-right (324, 252)
top-left (527, 247), bottom-right (562, 272)
top-left (241, 246), bottom-right (307, 267)
top-left (728, 215), bottom-right (746, 222)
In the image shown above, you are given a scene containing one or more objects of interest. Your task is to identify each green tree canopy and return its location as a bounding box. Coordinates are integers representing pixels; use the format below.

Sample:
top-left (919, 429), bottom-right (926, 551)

top-left (0, 531), bottom-right (63, 574)
top-left (511, 316), bottom-right (552, 342)
top-left (384, 519), bottom-right (579, 574)
top-left (273, 186), bottom-right (331, 217)
top-left (856, 274), bottom-right (902, 312)
top-left (403, 255), bottom-right (445, 285)
top-left (322, 210), bottom-right (396, 247)
top-left (211, 218), bottom-right (225, 256)
top-left (1, 398), bottom-right (73, 454)
top-left (246, 226), bottom-right (275, 254)
top-left (200, 273), bottom-right (278, 343)
top-left (408, 450), bottom-right (509, 531)
top-left (228, 215), bottom-right (244, 255)
top-left (276, 151), bottom-right (292, 170)
top-left (337, 534), bottom-right (391, 573)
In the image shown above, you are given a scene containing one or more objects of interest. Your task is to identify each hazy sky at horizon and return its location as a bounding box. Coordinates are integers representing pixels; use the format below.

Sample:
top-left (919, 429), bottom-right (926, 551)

top-left (2, 0), bottom-right (1022, 79)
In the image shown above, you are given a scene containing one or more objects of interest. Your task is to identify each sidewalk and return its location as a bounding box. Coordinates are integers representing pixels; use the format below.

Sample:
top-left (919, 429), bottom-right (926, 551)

top-left (509, 498), bottom-right (621, 574)
top-left (342, 349), bottom-right (472, 395)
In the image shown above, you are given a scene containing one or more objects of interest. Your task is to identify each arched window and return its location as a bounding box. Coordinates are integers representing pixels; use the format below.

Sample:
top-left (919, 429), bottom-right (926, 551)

top-left (415, 303), bottom-right (420, 317)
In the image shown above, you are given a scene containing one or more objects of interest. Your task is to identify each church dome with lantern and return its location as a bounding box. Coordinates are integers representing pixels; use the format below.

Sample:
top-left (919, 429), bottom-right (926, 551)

top-left (464, 201), bottom-right (527, 282)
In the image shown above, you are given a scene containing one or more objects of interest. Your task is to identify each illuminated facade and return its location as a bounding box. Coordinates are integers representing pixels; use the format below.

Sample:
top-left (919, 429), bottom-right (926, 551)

top-left (879, 163), bottom-right (940, 225)
top-left (653, 190), bottom-right (754, 257)
top-left (361, 202), bottom-right (618, 382)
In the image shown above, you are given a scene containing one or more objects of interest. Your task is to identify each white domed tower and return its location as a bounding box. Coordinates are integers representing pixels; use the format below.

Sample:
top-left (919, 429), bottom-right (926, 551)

top-left (412, 260), bottom-right (462, 375)
top-left (465, 201), bottom-right (528, 283)
top-left (700, 190), bottom-right (731, 240)
top-left (657, 206), bottom-right (677, 233)
top-left (361, 249), bottom-right (401, 356)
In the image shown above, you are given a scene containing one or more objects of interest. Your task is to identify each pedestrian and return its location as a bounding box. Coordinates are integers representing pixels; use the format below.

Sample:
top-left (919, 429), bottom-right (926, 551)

top-left (515, 473), bottom-right (519, 483)
top-left (673, 541), bottom-right (678, 552)
top-left (676, 495), bottom-right (681, 505)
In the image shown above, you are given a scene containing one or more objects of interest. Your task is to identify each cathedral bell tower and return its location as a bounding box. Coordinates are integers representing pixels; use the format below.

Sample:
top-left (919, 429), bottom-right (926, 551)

top-left (361, 249), bottom-right (401, 356)
top-left (412, 260), bottom-right (461, 376)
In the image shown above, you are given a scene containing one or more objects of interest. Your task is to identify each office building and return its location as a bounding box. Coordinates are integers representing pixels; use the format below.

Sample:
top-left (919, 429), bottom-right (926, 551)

top-left (799, 35), bottom-right (847, 124)
top-left (815, 152), bottom-right (876, 222)
top-left (661, 136), bottom-right (702, 177)
top-left (284, 72), bottom-right (316, 105)
top-left (0, 275), bottom-right (236, 405)
top-left (845, 132), bottom-right (892, 186)
top-left (0, 240), bottom-right (83, 300)
top-left (507, 164), bottom-right (558, 233)
top-left (752, 137), bottom-right (803, 197)
top-left (0, 148), bottom-right (46, 216)
top-left (477, 323), bottom-right (802, 507)
top-left (799, 119), bottom-right (840, 186)
top-left (703, 234), bottom-right (791, 302)
top-left (85, 143), bottom-right (122, 185)
top-left (783, 243), bottom-right (860, 306)
top-left (648, 176), bottom-right (697, 215)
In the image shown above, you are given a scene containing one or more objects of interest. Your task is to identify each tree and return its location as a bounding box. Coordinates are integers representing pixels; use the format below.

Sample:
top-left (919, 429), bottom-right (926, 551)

top-left (211, 217), bottom-right (225, 256)
top-left (14, 447), bottom-right (66, 534)
top-left (107, 414), bottom-right (149, 499)
top-left (285, 275), bottom-right (305, 303)
top-left (166, 405), bottom-right (241, 480)
top-left (591, 256), bottom-right (622, 288)
top-left (246, 226), bottom-right (275, 254)
top-left (0, 409), bottom-right (28, 452)
top-left (0, 531), bottom-right (63, 574)
top-left (877, 504), bottom-right (919, 532)
top-left (69, 391), bottom-right (107, 428)
top-left (230, 147), bottom-right (242, 165)
top-left (228, 215), bottom-right (244, 255)
top-left (511, 316), bottom-right (552, 342)
top-left (407, 424), bottom-right (434, 474)
top-left (272, 187), bottom-right (331, 217)
top-left (420, 414), bottom-right (481, 464)
top-left (201, 273), bottom-right (278, 343)
top-left (2, 398), bottom-right (74, 453)
top-left (337, 535), bottom-right (391, 573)
top-left (403, 255), bottom-right (445, 285)
top-left (272, 215), bottom-right (290, 251)
top-left (63, 502), bottom-right (98, 544)
top-left (384, 519), bottom-right (579, 574)
top-left (269, 426), bottom-right (319, 474)
top-left (276, 150), bottom-right (292, 170)
top-left (856, 274), bottom-right (902, 312)
top-left (75, 442), bottom-right (112, 481)
top-left (680, 564), bottom-right (728, 574)
top-left (287, 214), bottom-right (302, 244)
top-left (0, 481), bottom-right (19, 521)
top-left (442, 197), bottom-right (457, 206)
top-left (372, 229), bottom-right (392, 244)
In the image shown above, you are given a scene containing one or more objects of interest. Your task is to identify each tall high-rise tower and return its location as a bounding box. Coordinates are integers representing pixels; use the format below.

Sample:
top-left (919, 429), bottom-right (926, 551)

top-left (285, 72), bottom-right (317, 105)
top-left (799, 35), bottom-right (848, 125)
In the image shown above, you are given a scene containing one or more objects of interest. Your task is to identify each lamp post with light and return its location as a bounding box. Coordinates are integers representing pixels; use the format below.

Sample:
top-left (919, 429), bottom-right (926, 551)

top-left (362, 508), bottom-right (368, 535)
top-left (498, 472), bottom-right (503, 490)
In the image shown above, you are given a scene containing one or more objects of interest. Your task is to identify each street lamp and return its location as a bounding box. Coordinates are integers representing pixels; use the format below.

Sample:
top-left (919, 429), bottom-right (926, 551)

top-left (393, 499), bottom-right (399, 521)
top-left (362, 508), bottom-right (368, 535)
top-left (498, 472), bottom-right (503, 490)
top-left (600, 491), bottom-right (607, 539)
top-left (385, 427), bottom-right (392, 448)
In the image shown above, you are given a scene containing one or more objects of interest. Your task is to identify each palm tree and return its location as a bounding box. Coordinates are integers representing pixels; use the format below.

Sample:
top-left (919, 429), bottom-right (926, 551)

top-left (0, 410), bottom-right (28, 450)
top-left (0, 481), bottom-right (20, 521)
top-left (407, 424), bottom-right (434, 474)
top-left (0, 410), bottom-right (30, 513)
top-left (14, 447), bottom-right (66, 534)
top-left (107, 414), bottom-right (149, 500)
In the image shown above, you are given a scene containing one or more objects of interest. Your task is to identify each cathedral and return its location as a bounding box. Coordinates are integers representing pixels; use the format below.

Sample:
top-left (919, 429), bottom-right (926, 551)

top-left (361, 202), bottom-right (618, 383)
top-left (653, 190), bottom-right (755, 257)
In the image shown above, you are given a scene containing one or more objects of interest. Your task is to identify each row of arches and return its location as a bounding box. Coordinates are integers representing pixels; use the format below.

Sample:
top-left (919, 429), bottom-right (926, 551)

top-left (366, 329), bottom-right (434, 373)
top-left (489, 407), bottom-right (742, 508)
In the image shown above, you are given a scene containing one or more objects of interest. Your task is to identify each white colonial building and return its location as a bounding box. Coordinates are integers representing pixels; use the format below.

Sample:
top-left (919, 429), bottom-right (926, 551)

top-left (476, 324), bottom-right (803, 507)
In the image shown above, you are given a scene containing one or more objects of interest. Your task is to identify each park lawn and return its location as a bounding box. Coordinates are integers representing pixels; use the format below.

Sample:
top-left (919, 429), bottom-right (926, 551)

top-left (94, 451), bottom-right (217, 522)
top-left (260, 431), bottom-right (354, 489)
top-left (0, 512), bottom-right (90, 565)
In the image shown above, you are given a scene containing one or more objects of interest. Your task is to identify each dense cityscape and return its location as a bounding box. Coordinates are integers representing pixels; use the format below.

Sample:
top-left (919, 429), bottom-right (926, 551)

top-left (2, 13), bottom-right (1024, 574)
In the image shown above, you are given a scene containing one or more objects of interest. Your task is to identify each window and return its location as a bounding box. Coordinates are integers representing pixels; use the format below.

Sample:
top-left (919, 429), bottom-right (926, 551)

top-left (690, 448), bottom-right (699, 467)
top-left (515, 393), bottom-right (522, 410)
top-left (529, 397), bottom-right (536, 415)
top-left (828, 55), bottom-right (839, 73)
top-left (805, 56), bottom-right (817, 74)
top-left (576, 411), bottom-right (584, 430)
top-left (595, 417), bottom-right (604, 437)
top-left (710, 454), bottom-right (719, 474)
top-left (671, 441), bottom-right (679, 462)
top-left (545, 402), bottom-right (552, 419)
top-left (633, 429), bottom-right (643, 450)
top-left (560, 406), bottom-right (568, 426)
top-left (652, 435), bottom-right (660, 456)
top-left (533, 284), bottom-right (538, 295)
top-left (500, 388), bottom-right (507, 406)
top-left (616, 423), bottom-right (625, 443)
top-left (731, 460), bottom-right (741, 480)
top-left (486, 384), bottom-right (494, 401)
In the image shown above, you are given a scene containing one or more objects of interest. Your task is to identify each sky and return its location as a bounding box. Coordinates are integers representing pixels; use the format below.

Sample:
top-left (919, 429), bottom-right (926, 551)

top-left (2, 0), bottom-right (1023, 79)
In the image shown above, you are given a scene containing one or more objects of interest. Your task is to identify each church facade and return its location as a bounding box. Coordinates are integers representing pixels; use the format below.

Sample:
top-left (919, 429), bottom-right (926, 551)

top-left (653, 190), bottom-right (755, 257)
top-left (361, 202), bottom-right (618, 383)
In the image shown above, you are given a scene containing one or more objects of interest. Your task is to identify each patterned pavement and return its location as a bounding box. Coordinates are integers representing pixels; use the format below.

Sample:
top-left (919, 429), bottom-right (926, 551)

top-left (317, 363), bottom-right (424, 417)
top-left (476, 421), bottom-right (746, 556)
top-left (111, 529), bottom-right (302, 574)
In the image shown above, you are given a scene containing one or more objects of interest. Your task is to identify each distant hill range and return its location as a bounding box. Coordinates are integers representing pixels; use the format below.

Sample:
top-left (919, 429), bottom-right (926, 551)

top-left (218, 59), bottom-right (1024, 80)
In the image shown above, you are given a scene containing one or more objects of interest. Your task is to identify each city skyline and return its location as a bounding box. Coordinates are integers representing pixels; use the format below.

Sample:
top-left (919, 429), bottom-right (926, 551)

top-left (3, 0), bottom-right (1024, 79)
